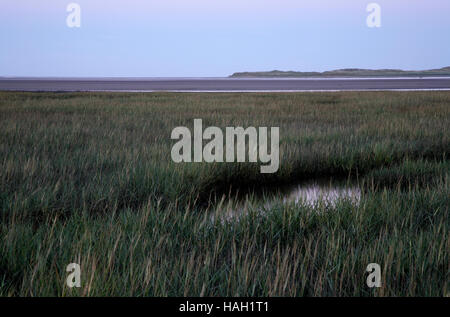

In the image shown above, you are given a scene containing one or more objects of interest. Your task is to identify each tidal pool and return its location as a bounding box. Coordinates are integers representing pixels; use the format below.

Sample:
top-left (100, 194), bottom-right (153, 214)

top-left (283, 182), bottom-right (361, 207)
top-left (212, 180), bottom-right (361, 222)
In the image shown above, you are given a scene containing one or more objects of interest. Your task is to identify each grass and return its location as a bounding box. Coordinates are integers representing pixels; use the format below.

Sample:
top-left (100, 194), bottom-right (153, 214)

top-left (0, 91), bottom-right (448, 296)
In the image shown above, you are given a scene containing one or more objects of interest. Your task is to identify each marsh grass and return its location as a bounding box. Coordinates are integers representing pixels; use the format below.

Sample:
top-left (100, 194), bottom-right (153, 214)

top-left (0, 91), bottom-right (448, 296)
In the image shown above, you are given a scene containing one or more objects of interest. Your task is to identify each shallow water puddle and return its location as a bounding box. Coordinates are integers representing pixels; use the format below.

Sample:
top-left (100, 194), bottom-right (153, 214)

top-left (212, 181), bottom-right (361, 222)
top-left (283, 182), bottom-right (361, 207)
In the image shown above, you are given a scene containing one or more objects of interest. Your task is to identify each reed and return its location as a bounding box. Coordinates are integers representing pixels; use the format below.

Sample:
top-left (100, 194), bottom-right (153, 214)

top-left (0, 91), bottom-right (448, 296)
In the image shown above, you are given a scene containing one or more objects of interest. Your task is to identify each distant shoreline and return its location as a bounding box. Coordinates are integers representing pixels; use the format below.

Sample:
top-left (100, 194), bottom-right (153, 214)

top-left (2, 77), bottom-right (450, 92)
top-left (229, 67), bottom-right (450, 78)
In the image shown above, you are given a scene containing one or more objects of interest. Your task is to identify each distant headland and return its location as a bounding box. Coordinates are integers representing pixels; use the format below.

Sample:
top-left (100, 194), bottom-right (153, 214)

top-left (229, 67), bottom-right (450, 78)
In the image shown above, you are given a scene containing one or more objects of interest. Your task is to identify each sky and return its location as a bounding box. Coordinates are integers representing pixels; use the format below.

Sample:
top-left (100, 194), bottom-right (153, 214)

top-left (1, 0), bottom-right (449, 77)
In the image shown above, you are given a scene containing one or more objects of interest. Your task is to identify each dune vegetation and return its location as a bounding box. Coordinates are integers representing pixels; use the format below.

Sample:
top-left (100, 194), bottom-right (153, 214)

top-left (230, 66), bottom-right (450, 78)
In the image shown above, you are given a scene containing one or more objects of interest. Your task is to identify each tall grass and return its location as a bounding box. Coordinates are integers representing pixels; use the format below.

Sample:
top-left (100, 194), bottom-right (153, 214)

top-left (0, 91), bottom-right (448, 296)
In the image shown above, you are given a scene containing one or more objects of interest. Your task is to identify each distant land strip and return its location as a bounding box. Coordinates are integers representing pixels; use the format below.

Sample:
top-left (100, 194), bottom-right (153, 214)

top-left (229, 66), bottom-right (450, 78)
top-left (1, 77), bottom-right (450, 92)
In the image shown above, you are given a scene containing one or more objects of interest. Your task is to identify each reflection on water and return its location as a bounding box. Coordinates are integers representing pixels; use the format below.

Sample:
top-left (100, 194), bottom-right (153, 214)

top-left (212, 180), bottom-right (361, 222)
top-left (284, 183), bottom-right (361, 207)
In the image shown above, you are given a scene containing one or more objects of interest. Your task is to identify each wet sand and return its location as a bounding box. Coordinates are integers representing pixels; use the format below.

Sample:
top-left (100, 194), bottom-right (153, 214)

top-left (1, 77), bottom-right (450, 92)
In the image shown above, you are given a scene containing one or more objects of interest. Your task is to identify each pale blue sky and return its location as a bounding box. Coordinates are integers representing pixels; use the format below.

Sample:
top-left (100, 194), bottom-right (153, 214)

top-left (1, 0), bottom-right (449, 77)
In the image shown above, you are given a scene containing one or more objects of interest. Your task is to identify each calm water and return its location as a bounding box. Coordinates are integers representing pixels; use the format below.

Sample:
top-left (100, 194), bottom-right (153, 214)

top-left (212, 180), bottom-right (361, 222)
top-left (283, 182), bottom-right (361, 207)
